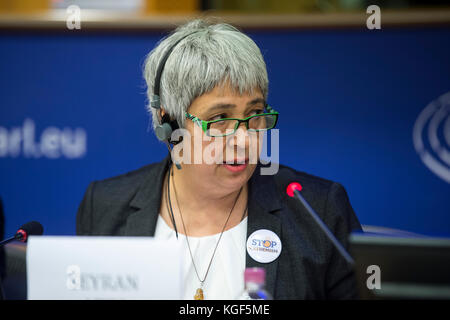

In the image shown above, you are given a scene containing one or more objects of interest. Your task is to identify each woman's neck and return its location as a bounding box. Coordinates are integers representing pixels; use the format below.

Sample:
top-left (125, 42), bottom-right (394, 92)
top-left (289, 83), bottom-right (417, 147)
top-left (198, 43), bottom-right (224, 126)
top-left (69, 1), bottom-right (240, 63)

top-left (162, 164), bottom-right (248, 237)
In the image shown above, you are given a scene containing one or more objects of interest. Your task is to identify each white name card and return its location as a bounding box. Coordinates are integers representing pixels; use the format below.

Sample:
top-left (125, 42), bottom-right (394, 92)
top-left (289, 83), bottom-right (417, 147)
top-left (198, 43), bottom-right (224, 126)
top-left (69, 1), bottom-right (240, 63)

top-left (27, 236), bottom-right (184, 300)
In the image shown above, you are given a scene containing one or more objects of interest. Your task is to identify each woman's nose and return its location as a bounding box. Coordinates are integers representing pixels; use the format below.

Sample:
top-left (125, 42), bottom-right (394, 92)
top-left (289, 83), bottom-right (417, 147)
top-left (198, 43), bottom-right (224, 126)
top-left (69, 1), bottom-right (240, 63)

top-left (227, 125), bottom-right (250, 149)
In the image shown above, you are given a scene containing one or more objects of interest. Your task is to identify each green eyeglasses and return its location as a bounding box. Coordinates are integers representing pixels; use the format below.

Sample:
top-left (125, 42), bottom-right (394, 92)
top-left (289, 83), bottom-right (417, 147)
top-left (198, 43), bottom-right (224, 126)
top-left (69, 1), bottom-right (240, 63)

top-left (185, 105), bottom-right (279, 137)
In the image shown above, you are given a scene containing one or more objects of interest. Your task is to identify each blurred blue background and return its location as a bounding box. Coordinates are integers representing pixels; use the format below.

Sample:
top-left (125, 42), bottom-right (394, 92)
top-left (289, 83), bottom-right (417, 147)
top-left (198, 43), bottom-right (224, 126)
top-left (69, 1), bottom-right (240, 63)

top-left (1, 27), bottom-right (449, 237)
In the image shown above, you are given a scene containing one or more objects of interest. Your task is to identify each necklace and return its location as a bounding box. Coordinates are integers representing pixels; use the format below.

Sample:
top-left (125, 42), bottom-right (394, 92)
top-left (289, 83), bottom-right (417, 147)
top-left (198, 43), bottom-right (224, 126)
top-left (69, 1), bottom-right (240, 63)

top-left (165, 165), bottom-right (245, 300)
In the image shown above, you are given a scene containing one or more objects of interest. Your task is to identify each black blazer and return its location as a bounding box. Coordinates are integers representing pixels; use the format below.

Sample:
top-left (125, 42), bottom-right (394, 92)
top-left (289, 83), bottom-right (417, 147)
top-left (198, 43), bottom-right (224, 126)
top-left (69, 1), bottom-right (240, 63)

top-left (76, 156), bottom-right (362, 299)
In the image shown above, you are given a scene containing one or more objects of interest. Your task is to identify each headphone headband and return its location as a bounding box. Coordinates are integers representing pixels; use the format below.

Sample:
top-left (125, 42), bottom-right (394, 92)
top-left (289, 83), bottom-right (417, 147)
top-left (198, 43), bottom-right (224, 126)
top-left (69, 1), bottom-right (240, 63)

top-left (151, 31), bottom-right (200, 109)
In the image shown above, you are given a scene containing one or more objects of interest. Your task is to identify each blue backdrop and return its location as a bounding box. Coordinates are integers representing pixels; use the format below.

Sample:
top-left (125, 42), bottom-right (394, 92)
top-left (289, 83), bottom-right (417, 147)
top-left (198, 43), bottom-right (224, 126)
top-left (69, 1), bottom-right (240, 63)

top-left (1, 27), bottom-right (449, 237)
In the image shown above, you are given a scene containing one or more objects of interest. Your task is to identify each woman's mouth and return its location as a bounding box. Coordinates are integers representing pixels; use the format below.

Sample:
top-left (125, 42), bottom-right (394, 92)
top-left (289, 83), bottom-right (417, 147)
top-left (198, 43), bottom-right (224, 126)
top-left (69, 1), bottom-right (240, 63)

top-left (221, 159), bottom-right (249, 173)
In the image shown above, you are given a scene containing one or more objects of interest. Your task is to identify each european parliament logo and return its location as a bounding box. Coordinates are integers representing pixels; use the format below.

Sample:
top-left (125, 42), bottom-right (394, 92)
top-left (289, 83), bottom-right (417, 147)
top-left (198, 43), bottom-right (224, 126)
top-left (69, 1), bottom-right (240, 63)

top-left (413, 92), bottom-right (450, 184)
top-left (0, 118), bottom-right (87, 159)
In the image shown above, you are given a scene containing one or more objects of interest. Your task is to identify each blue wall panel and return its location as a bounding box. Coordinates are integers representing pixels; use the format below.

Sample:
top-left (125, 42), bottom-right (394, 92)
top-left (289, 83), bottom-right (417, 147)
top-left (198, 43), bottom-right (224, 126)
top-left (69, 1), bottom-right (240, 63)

top-left (1, 27), bottom-right (449, 237)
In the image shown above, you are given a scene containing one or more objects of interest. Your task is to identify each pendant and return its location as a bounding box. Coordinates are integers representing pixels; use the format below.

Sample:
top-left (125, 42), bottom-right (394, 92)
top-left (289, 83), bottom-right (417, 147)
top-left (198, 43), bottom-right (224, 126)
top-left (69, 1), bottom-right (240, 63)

top-left (194, 288), bottom-right (204, 300)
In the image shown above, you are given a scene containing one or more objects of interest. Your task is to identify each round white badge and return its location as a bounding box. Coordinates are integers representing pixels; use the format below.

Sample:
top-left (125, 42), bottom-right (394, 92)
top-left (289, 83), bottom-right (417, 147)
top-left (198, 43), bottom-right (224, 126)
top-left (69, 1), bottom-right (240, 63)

top-left (246, 229), bottom-right (282, 263)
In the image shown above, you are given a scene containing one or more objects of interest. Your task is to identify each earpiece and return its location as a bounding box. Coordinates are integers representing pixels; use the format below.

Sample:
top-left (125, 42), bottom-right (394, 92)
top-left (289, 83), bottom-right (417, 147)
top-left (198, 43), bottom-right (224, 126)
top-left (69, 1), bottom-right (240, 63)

top-left (150, 31), bottom-right (200, 169)
top-left (154, 113), bottom-right (183, 145)
top-left (155, 112), bottom-right (182, 170)
top-left (150, 32), bottom-right (199, 143)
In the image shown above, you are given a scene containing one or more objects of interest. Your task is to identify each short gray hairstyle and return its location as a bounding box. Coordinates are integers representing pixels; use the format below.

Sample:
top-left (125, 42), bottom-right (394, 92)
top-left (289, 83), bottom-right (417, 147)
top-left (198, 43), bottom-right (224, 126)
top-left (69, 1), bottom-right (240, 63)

top-left (143, 18), bottom-right (269, 133)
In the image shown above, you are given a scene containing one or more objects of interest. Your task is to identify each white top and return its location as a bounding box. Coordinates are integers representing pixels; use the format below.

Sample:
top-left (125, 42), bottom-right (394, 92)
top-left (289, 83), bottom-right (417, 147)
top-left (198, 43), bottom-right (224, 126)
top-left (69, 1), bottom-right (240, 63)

top-left (154, 214), bottom-right (248, 300)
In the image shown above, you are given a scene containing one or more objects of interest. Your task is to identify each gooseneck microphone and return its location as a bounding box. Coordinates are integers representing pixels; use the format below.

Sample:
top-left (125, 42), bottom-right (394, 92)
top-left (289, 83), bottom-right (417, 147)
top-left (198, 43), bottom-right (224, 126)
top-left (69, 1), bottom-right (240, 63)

top-left (0, 221), bottom-right (43, 247)
top-left (286, 182), bottom-right (354, 265)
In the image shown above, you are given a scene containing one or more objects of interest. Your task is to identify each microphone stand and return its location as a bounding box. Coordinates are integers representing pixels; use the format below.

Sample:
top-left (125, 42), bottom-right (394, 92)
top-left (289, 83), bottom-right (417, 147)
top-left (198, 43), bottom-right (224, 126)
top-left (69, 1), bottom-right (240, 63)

top-left (292, 189), bottom-right (355, 265)
top-left (0, 233), bottom-right (24, 247)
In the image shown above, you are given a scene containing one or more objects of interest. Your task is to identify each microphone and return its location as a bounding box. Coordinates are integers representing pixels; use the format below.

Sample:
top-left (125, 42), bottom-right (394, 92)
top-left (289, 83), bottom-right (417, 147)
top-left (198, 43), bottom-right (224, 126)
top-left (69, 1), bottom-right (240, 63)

top-left (0, 221), bottom-right (44, 247)
top-left (286, 182), bottom-right (354, 265)
top-left (166, 143), bottom-right (182, 170)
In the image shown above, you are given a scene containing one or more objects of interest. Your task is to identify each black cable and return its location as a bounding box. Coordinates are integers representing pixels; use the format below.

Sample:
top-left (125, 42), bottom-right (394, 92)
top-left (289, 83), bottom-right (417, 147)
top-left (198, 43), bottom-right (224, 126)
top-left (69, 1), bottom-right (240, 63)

top-left (166, 162), bottom-right (179, 239)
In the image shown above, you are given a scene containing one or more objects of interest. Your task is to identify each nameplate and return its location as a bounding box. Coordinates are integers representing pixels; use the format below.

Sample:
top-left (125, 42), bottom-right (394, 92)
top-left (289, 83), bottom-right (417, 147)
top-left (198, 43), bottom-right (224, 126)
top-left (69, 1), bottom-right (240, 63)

top-left (27, 236), bottom-right (184, 300)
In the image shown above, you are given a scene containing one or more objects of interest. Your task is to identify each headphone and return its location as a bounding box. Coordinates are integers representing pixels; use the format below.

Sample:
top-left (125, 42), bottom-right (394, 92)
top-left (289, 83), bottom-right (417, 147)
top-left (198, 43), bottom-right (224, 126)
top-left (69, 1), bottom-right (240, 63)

top-left (149, 32), bottom-right (201, 170)
top-left (150, 31), bottom-right (199, 144)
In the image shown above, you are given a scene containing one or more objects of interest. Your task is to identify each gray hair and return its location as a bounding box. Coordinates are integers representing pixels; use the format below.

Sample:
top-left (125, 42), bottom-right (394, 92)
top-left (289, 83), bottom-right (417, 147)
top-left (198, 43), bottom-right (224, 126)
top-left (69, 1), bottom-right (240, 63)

top-left (143, 18), bottom-right (269, 133)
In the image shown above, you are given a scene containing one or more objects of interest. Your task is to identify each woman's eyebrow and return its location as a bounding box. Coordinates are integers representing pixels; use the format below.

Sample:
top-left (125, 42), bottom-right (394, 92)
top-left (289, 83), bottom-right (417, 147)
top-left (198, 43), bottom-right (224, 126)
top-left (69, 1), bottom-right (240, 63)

top-left (206, 103), bottom-right (236, 114)
top-left (206, 98), bottom-right (265, 113)
top-left (203, 98), bottom-right (265, 117)
top-left (247, 98), bottom-right (265, 106)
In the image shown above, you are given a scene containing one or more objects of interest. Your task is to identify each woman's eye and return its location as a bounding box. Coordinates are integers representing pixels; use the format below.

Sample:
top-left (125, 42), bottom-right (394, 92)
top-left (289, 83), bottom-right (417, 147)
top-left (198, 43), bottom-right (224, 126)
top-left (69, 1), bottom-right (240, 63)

top-left (209, 113), bottom-right (227, 121)
top-left (249, 109), bottom-right (264, 116)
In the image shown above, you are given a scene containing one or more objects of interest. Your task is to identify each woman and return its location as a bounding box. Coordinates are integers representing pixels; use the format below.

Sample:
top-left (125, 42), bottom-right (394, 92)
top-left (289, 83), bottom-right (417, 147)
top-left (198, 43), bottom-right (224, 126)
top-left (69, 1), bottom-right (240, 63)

top-left (76, 19), bottom-right (362, 300)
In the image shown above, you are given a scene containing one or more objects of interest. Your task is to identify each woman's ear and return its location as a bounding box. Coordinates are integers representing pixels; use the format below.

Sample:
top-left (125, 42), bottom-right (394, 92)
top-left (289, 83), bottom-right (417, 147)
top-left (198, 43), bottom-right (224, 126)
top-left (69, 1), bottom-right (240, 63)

top-left (158, 108), bottom-right (166, 121)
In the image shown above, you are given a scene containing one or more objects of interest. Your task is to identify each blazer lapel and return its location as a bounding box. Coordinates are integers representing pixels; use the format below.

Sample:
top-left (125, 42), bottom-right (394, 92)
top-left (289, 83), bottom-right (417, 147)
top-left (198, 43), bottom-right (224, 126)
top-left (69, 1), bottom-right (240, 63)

top-left (246, 166), bottom-right (283, 298)
top-left (125, 155), bottom-right (170, 236)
